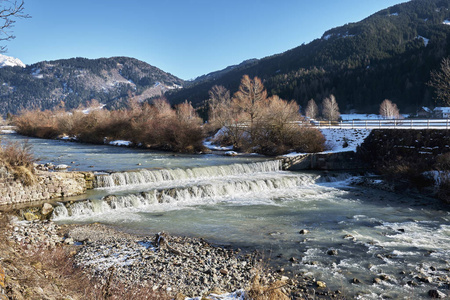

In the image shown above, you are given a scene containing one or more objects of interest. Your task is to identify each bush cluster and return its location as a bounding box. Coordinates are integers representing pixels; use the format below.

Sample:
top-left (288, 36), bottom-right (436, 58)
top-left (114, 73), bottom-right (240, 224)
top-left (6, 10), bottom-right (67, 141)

top-left (13, 99), bottom-right (206, 153)
top-left (208, 76), bottom-right (325, 156)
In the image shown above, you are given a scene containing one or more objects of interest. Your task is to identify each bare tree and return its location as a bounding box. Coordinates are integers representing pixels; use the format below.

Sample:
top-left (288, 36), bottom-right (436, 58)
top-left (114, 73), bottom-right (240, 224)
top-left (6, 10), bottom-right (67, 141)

top-left (207, 85), bottom-right (231, 129)
top-left (379, 99), bottom-right (400, 119)
top-left (305, 98), bottom-right (318, 119)
top-left (428, 57), bottom-right (450, 106)
top-left (322, 94), bottom-right (340, 121)
top-left (0, 0), bottom-right (30, 52)
top-left (232, 75), bottom-right (268, 140)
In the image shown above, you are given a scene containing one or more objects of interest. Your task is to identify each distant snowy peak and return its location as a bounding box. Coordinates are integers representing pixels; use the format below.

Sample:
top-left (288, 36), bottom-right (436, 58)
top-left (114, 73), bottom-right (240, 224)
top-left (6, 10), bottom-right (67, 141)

top-left (0, 54), bottom-right (25, 68)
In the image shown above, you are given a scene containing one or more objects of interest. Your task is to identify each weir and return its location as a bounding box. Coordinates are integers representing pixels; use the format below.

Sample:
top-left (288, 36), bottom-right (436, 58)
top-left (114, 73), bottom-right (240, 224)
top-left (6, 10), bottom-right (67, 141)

top-left (94, 160), bottom-right (283, 188)
top-left (52, 160), bottom-right (321, 219)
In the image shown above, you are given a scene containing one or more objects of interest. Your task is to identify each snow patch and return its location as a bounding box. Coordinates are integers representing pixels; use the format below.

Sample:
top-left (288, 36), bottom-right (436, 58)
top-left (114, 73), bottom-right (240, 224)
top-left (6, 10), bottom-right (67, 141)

top-left (31, 68), bottom-right (43, 79)
top-left (0, 54), bottom-right (25, 68)
top-left (320, 128), bottom-right (372, 153)
top-left (416, 35), bottom-right (429, 46)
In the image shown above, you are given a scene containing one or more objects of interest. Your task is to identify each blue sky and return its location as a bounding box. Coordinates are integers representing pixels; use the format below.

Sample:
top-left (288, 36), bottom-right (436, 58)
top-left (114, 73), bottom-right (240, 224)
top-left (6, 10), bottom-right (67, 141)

top-left (7, 0), bottom-right (407, 80)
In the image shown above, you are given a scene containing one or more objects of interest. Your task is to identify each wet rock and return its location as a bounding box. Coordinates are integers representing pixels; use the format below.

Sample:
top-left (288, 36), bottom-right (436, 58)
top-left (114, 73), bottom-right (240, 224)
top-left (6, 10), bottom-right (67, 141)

top-left (41, 203), bottom-right (54, 219)
top-left (379, 274), bottom-right (390, 281)
top-left (327, 249), bottom-right (338, 256)
top-left (24, 212), bottom-right (40, 221)
top-left (407, 280), bottom-right (419, 287)
top-left (343, 234), bottom-right (355, 240)
top-left (352, 278), bottom-right (361, 284)
top-left (420, 276), bottom-right (433, 283)
top-left (54, 164), bottom-right (69, 170)
top-left (428, 289), bottom-right (446, 298)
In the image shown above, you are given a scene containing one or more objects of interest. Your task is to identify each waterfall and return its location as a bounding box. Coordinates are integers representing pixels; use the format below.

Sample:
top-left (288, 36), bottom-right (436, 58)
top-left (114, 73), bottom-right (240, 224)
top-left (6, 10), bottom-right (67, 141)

top-left (94, 160), bottom-right (283, 188)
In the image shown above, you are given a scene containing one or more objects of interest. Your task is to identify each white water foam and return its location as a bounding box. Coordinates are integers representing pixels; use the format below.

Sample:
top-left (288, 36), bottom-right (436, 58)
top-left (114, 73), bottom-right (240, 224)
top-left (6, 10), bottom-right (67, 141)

top-left (53, 173), bottom-right (320, 220)
top-left (94, 160), bottom-right (283, 188)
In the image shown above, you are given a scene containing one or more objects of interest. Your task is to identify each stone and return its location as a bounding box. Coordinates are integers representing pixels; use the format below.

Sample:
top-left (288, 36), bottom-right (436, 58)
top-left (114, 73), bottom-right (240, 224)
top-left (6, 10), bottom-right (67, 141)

top-left (428, 289), bottom-right (446, 298)
top-left (299, 229), bottom-right (309, 234)
top-left (327, 249), bottom-right (338, 256)
top-left (24, 212), bottom-right (40, 221)
top-left (379, 274), bottom-right (390, 281)
top-left (352, 278), bottom-right (361, 284)
top-left (64, 238), bottom-right (74, 245)
top-left (54, 164), bottom-right (69, 170)
top-left (219, 269), bottom-right (228, 275)
top-left (316, 281), bottom-right (327, 288)
top-left (41, 203), bottom-right (54, 218)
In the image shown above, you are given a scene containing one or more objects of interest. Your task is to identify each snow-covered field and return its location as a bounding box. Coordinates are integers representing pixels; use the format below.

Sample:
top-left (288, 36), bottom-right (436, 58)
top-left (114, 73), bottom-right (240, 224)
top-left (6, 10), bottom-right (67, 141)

top-left (320, 128), bottom-right (371, 152)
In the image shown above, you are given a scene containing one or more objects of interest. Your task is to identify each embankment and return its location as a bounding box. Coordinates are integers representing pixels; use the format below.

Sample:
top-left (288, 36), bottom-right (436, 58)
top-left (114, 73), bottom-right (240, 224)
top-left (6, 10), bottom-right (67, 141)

top-left (0, 170), bottom-right (94, 206)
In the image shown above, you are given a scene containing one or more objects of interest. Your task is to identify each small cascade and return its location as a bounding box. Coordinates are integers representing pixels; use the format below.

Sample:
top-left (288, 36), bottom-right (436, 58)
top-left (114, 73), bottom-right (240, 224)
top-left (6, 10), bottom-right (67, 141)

top-left (53, 173), bottom-right (317, 219)
top-left (94, 160), bottom-right (282, 188)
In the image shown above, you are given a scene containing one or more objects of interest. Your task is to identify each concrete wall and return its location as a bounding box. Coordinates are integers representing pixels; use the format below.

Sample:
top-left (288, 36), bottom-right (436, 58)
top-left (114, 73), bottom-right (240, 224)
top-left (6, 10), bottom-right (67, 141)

top-left (0, 170), bottom-right (92, 205)
top-left (283, 151), bottom-right (367, 171)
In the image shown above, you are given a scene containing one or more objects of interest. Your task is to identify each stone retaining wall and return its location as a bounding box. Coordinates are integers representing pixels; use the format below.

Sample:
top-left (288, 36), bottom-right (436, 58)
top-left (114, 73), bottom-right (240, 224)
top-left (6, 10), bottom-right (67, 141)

top-left (0, 170), bottom-right (92, 205)
top-left (283, 151), bottom-right (367, 171)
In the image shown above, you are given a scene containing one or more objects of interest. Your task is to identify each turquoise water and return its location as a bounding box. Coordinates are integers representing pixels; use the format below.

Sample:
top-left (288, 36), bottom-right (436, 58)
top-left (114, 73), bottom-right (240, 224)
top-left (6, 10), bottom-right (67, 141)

top-left (2, 132), bottom-right (449, 299)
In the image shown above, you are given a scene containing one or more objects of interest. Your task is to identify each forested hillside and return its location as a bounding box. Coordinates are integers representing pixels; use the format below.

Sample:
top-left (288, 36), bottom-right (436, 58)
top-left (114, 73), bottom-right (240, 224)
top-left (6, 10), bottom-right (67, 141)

top-left (0, 56), bottom-right (184, 115)
top-left (168, 0), bottom-right (450, 114)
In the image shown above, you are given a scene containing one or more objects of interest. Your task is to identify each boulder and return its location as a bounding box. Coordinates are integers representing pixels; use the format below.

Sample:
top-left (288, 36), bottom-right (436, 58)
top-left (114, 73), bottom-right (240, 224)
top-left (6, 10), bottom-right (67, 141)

top-left (428, 289), bottom-right (446, 298)
top-left (41, 203), bottom-right (54, 219)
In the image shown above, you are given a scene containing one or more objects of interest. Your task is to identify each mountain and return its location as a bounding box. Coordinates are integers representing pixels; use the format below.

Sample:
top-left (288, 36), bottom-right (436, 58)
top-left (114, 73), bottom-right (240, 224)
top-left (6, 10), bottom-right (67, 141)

top-left (168, 0), bottom-right (450, 114)
top-left (0, 54), bottom-right (25, 68)
top-left (0, 56), bottom-right (184, 115)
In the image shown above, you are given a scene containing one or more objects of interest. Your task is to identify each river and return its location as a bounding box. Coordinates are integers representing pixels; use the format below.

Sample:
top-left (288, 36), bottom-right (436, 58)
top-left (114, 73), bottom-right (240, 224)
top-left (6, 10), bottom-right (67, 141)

top-left (1, 132), bottom-right (449, 299)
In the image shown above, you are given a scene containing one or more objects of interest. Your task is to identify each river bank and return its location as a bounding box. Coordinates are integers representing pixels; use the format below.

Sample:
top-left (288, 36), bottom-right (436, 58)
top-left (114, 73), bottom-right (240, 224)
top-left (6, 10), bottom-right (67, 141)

top-left (0, 212), bottom-right (342, 299)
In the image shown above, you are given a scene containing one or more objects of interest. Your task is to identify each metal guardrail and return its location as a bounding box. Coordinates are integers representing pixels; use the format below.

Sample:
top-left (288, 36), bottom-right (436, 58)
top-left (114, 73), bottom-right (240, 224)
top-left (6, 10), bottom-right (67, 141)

top-left (310, 119), bottom-right (450, 129)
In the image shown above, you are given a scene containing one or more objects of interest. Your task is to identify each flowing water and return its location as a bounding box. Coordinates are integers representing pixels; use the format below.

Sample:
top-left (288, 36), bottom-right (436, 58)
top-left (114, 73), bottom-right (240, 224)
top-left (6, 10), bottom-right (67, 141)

top-left (2, 133), bottom-right (449, 299)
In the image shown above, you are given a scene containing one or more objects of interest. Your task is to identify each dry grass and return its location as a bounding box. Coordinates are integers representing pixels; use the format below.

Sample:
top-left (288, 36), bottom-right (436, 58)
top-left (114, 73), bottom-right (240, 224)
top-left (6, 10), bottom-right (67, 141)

top-left (246, 274), bottom-right (290, 300)
top-left (0, 140), bottom-right (37, 185)
top-left (0, 213), bottom-right (169, 300)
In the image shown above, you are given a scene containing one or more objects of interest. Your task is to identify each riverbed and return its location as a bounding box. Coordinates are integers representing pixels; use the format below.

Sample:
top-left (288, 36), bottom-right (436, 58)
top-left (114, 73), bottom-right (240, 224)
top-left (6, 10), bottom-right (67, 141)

top-left (1, 132), bottom-right (449, 299)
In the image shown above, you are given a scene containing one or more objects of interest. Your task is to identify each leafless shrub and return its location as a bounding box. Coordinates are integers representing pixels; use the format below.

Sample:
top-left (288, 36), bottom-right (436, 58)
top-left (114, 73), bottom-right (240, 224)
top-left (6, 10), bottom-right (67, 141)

top-left (12, 98), bottom-right (205, 153)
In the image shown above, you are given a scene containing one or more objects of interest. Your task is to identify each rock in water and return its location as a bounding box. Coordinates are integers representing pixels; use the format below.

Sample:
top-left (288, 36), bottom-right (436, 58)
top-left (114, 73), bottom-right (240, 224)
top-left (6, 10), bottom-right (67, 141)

top-left (41, 203), bottom-right (54, 219)
top-left (428, 289), bottom-right (446, 298)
